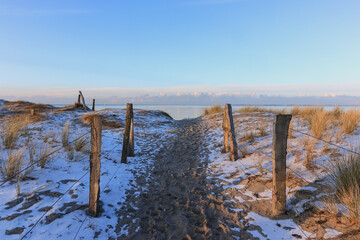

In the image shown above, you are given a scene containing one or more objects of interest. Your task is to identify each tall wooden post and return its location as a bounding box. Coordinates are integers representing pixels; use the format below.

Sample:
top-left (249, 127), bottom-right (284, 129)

top-left (89, 115), bottom-right (102, 217)
top-left (128, 115), bottom-right (135, 157)
top-left (79, 90), bottom-right (87, 112)
top-left (223, 104), bottom-right (238, 161)
top-left (78, 94), bottom-right (81, 104)
top-left (92, 99), bottom-right (96, 111)
top-left (121, 104), bottom-right (133, 163)
top-left (272, 114), bottom-right (292, 216)
top-left (222, 109), bottom-right (230, 153)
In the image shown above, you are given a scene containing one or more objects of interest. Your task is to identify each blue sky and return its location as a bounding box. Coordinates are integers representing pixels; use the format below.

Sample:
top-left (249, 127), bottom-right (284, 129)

top-left (0, 0), bottom-right (360, 101)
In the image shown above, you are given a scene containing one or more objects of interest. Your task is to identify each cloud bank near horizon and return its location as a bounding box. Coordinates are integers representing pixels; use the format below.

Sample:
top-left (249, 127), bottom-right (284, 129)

top-left (1, 90), bottom-right (360, 106)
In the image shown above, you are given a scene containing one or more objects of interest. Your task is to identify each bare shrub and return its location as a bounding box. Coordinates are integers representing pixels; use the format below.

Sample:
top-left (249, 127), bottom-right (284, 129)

top-left (326, 153), bottom-right (360, 223)
top-left (62, 120), bottom-right (71, 147)
top-left (341, 109), bottom-right (359, 135)
top-left (203, 105), bottom-right (223, 115)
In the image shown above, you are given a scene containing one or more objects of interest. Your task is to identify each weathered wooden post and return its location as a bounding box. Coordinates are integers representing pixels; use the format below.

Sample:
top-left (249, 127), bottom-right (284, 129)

top-left (78, 94), bottom-right (81, 104)
top-left (92, 99), bottom-right (96, 111)
top-left (222, 109), bottom-right (230, 153)
top-left (30, 109), bottom-right (35, 116)
top-left (128, 113), bottom-right (135, 157)
top-left (272, 114), bottom-right (292, 216)
top-left (79, 90), bottom-right (87, 112)
top-left (121, 104), bottom-right (133, 163)
top-left (222, 104), bottom-right (238, 161)
top-left (89, 115), bottom-right (102, 217)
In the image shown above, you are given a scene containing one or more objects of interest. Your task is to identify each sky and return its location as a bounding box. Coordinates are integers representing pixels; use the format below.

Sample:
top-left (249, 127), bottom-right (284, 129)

top-left (0, 0), bottom-right (360, 104)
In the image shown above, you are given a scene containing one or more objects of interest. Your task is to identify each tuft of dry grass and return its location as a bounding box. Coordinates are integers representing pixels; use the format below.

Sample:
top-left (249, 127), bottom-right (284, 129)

top-left (38, 144), bottom-right (52, 168)
top-left (241, 131), bottom-right (255, 143)
top-left (258, 125), bottom-right (267, 137)
top-left (74, 135), bottom-right (88, 153)
top-left (203, 104), bottom-right (223, 115)
top-left (305, 140), bottom-right (315, 169)
top-left (0, 148), bottom-right (25, 179)
top-left (237, 106), bottom-right (282, 114)
top-left (340, 109), bottom-right (359, 135)
top-left (1, 114), bottom-right (34, 149)
top-left (325, 153), bottom-right (360, 223)
top-left (307, 109), bottom-right (330, 139)
top-left (61, 120), bottom-right (71, 147)
top-left (66, 146), bottom-right (75, 161)
top-left (238, 145), bottom-right (248, 157)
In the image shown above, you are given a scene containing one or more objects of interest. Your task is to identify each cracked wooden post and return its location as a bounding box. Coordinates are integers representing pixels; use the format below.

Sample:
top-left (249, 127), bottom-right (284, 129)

top-left (121, 103), bottom-right (133, 163)
top-left (79, 90), bottom-right (87, 112)
top-left (223, 104), bottom-right (238, 161)
top-left (92, 99), bottom-right (96, 111)
top-left (89, 115), bottom-right (102, 217)
top-left (272, 114), bottom-right (292, 216)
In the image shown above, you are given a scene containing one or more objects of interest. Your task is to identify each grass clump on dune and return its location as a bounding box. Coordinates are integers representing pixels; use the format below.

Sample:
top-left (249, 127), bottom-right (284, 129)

top-left (325, 153), bottom-right (360, 223)
top-left (1, 114), bottom-right (34, 149)
top-left (203, 104), bottom-right (223, 115)
top-left (340, 109), bottom-right (359, 135)
top-left (238, 106), bottom-right (282, 114)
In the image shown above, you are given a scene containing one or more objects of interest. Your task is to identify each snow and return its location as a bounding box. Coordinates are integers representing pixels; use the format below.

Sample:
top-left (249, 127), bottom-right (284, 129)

top-left (245, 212), bottom-right (314, 240)
top-left (0, 108), bottom-right (176, 239)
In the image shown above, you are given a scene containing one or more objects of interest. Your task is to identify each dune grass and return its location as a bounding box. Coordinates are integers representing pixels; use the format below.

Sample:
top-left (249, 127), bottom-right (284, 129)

top-left (0, 148), bottom-right (25, 180)
top-left (61, 120), bottom-right (71, 148)
top-left (340, 109), bottom-right (359, 135)
top-left (237, 106), bottom-right (283, 114)
top-left (326, 153), bottom-right (360, 223)
top-left (1, 114), bottom-right (34, 149)
top-left (203, 104), bottom-right (223, 115)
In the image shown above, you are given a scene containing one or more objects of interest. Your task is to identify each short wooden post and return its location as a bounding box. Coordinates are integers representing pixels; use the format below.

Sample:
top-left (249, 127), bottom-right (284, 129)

top-left (272, 114), bottom-right (292, 216)
top-left (89, 115), bottom-right (102, 217)
top-left (79, 90), bottom-right (87, 112)
top-left (222, 104), bottom-right (238, 161)
top-left (121, 104), bottom-right (133, 163)
top-left (92, 99), bottom-right (95, 111)
top-left (29, 109), bottom-right (35, 116)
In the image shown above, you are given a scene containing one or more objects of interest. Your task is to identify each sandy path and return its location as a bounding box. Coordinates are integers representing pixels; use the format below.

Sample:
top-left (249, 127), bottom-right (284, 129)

top-left (115, 118), bottom-right (248, 240)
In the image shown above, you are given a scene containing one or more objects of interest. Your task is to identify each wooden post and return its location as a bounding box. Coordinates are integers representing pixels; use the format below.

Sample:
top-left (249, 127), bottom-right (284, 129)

top-left (89, 115), bottom-right (102, 217)
top-left (128, 114), bottom-right (135, 157)
top-left (78, 94), bottom-right (81, 104)
top-left (222, 108), bottom-right (230, 153)
top-left (79, 90), bottom-right (87, 112)
top-left (272, 114), bottom-right (292, 216)
top-left (29, 109), bottom-right (35, 116)
top-left (121, 104), bottom-right (133, 163)
top-left (222, 104), bottom-right (238, 161)
top-left (92, 99), bottom-right (95, 111)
